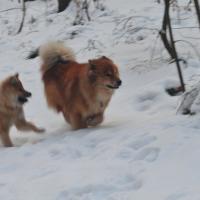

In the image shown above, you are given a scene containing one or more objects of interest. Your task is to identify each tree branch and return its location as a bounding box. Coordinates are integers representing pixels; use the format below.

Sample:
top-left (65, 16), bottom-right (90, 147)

top-left (17, 0), bottom-right (26, 34)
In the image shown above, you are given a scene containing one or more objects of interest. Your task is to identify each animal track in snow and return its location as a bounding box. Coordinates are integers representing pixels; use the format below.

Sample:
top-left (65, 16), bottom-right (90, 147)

top-left (135, 90), bottom-right (160, 111)
top-left (116, 175), bottom-right (143, 191)
top-left (128, 135), bottom-right (157, 150)
top-left (134, 147), bottom-right (160, 162)
top-left (166, 192), bottom-right (186, 200)
top-left (48, 147), bottom-right (82, 160)
top-left (0, 183), bottom-right (6, 188)
top-left (56, 175), bottom-right (142, 200)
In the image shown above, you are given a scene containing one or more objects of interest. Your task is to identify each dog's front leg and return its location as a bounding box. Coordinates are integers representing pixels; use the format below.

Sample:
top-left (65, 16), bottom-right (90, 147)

top-left (70, 113), bottom-right (87, 130)
top-left (87, 113), bottom-right (104, 127)
top-left (1, 131), bottom-right (13, 147)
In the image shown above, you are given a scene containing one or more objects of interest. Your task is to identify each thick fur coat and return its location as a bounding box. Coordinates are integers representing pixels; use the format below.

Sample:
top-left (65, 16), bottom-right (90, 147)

top-left (39, 41), bottom-right (121, 129)
top-left (0, 74), bottom-right (44, 147)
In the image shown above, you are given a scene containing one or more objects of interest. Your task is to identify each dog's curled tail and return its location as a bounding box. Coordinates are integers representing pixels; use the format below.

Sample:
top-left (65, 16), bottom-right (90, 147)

top-left (39, 41), bottom-right (76, 73)
top-left (27, 48), bottom-right (39, 59)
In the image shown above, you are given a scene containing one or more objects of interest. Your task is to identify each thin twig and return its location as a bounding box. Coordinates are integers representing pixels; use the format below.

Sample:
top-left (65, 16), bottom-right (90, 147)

top-left (173, 26), bottom-right (199, 29)
top-left (17, 0), bottom-right (26, 34)
top-left (83, 0), bottom-right (91, 21)
top-left (0, 8), bottom-right (21, 12)
top-left (149, 33), bottom-right (160, 67)
top-left (175, 39), bottom-right (200, 60)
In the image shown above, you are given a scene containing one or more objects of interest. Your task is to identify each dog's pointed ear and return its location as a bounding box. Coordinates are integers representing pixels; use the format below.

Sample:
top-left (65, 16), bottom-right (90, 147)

top-left (101, 56), bottom-right (111, 61)
top-left (88, 60), bottom-right (96, 71)
top-left (88, 60), bottom-right (97, 83)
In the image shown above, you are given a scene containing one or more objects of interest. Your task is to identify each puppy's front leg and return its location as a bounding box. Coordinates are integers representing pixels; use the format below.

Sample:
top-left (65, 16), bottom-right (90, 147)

top-left (15, 110), bottom-right (45, 133)
top-left (15, 120), bottom-right (45, 133)
top-left (1, 131), bottom-right (13, 147)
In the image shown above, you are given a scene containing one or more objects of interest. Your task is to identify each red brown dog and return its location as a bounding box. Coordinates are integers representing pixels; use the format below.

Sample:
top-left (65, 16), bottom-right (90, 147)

top-left (39, 41), bottom-right (121, 129)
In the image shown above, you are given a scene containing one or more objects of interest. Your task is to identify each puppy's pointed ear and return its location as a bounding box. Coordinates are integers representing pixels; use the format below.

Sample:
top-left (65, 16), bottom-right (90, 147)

top-left (88, 60), bottom-right (96, 71)
top-left (10, 76), bottom-right (18, 85)
top-left (14, 73), bottom-right (19, 78)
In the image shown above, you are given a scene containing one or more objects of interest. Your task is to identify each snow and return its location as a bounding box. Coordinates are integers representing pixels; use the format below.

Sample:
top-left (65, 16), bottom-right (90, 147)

top-left (1, 0), bottom-right (200, 199)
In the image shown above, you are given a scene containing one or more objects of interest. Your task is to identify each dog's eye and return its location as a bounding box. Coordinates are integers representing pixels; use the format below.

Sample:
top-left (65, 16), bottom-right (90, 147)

top-left (105, 72), bottom-right (112, 77)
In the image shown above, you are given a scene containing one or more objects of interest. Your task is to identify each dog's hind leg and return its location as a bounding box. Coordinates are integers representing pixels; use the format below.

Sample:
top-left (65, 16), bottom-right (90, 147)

top-left (1, 132), bottom-right (13, 147)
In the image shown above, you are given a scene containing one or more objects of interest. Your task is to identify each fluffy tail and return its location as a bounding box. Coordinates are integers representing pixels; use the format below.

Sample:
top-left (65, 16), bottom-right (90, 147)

top-left (26, 48), bottom-right (39, 59)
top-left (39, 41), bottom-right (76, 73)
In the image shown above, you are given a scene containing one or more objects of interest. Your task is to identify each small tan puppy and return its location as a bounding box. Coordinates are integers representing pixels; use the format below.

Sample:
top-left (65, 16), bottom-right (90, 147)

top-left (39, 41), bottom-right (121, 130)
top-left (0, 73), bottom-right (44, 147)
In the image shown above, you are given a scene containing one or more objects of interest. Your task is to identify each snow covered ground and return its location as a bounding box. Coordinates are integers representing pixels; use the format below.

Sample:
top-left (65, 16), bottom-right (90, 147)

top-left (1, 0), bottom-right (200, 199)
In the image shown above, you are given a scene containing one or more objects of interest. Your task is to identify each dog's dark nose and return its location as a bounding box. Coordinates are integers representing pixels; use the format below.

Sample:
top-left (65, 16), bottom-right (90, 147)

top-left (117, 80), bottom-right (122, 86)
top-left (25, 91), bottom-right (32, 97)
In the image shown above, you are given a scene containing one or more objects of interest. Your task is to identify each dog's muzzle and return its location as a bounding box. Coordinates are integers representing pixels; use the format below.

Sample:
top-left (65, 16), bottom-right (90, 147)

top-left (18, 91), bottom-right (32, 104)
top-left (107, 79), bottom-right (122, 89)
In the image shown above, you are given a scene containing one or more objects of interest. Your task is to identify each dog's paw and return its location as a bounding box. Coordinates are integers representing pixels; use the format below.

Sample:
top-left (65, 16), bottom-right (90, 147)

top-left (86, 116), bottom-right (93, 124)
top-left (35, 127), bottom-right (45, 133)
top-left (86, 113), bottom-right (103, 126)
top-left (86, 115), bottom-right (98, 126)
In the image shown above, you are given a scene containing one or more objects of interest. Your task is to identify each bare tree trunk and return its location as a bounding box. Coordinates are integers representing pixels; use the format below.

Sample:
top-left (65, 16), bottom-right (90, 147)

top-left (58, 0), bottom-right (72, 13)
top-left (166, 0), bottom-right (185, 92)
top-left (193, 0), bottom-right (200, 28)
top-left (159, 0), bottom-right (175, 59)
top-left (17, 0), bottom-right (26, 34)
top-left (161, 0), bottom-right (185, 93)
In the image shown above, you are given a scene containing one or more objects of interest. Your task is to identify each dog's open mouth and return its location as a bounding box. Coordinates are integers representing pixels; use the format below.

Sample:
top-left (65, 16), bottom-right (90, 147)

top-left (18, 96), bottom-right (28, 104)
top-left (106, 85), bottom-right (119, 89)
